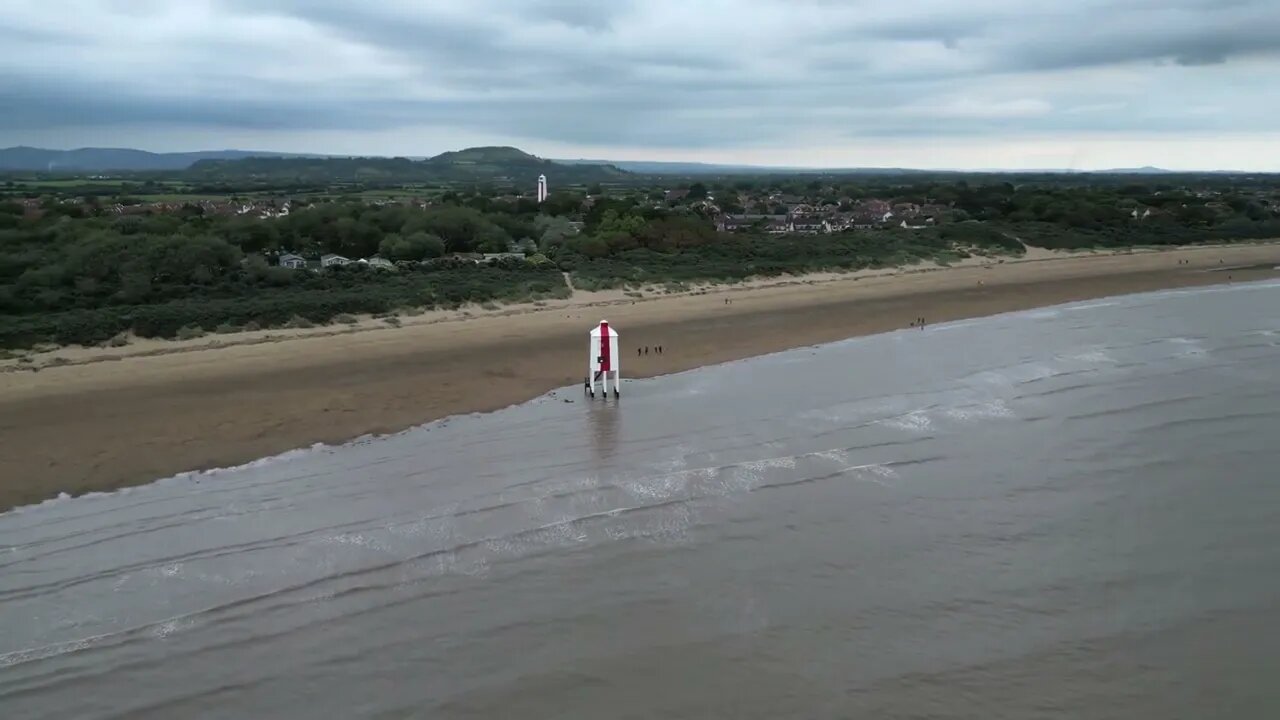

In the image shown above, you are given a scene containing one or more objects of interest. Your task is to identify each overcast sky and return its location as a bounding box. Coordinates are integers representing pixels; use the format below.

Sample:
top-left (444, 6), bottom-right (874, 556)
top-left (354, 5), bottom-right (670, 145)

top-left (3, 0), bottom-right (1279, 169)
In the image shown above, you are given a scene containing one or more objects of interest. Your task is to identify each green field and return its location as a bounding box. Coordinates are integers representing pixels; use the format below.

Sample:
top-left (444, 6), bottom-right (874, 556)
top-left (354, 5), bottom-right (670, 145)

top-left (6, 179), bottom-right (133, 188)
top-left (131, 193), bottom-right (235, 203)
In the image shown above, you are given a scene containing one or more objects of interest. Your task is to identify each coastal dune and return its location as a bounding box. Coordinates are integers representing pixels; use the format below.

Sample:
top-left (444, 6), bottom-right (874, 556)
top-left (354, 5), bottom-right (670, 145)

top-left (1, 244), bottom-right (1277, 511)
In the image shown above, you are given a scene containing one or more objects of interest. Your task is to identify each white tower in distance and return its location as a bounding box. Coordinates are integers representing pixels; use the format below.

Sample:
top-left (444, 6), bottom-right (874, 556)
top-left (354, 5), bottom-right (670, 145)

top-left (537, 174), bottom-right (548, 204)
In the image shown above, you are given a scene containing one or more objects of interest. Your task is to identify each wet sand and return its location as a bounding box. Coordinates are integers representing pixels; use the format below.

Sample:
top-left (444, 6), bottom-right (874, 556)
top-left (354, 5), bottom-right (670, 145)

top-left (1, 244), bottom-right (1277, 511)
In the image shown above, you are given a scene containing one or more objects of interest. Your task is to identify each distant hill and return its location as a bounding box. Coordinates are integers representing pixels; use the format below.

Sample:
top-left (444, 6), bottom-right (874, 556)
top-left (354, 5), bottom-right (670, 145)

top-left (1095, 166), bottom-right (1172, 175)
top-left (424, 146), bottom-right (627, 180)
top-left (557, 158), bottom-right (959, 176)
top-left (185, 146), bottom-right (629, 185)
top-left (555, 158), bottom-right (794, 174)
top-left (0, 146), bottom-right (322, 172)
top-left (558, 159), bottom-right (1240, 176)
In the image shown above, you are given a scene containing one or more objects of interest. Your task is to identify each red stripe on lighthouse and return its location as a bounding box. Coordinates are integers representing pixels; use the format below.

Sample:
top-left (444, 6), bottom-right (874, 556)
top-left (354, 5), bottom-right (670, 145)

top-left (598, 322), bottom-right (611, 371)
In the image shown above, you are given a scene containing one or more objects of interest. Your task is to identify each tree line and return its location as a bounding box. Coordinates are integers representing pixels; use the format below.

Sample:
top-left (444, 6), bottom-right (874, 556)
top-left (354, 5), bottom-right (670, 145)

top-left (2, 175), bottom-right (1277, 349)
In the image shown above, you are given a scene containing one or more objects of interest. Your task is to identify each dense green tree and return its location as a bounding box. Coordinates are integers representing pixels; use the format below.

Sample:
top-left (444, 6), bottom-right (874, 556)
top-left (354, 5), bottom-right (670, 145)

top-left (475, 223), bottom-right (514, 253)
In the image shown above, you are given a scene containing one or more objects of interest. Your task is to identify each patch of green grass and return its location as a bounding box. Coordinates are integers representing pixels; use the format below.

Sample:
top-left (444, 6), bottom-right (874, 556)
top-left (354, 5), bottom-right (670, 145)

top-left (131, 193), bottom-right (231, 203)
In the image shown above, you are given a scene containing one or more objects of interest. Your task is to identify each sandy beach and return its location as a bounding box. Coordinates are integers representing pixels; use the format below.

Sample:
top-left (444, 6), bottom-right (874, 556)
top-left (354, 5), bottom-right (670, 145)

top-left (1, 243), bottom-right (1277, 511)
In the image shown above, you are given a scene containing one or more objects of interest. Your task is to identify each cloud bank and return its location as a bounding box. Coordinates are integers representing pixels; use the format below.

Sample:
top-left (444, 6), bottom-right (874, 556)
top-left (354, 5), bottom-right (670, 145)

top-left (2, 0), bottom-right (1278, 168)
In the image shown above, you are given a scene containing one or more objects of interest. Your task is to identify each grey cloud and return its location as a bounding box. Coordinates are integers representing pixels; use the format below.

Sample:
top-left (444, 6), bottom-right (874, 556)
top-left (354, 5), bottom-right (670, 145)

top-left (518, 0), bottom-right (635, 30)
top-left (2, 0), bottom-right (1279, 151)
top-left (984, 3), bottom-right (1280, 72)
top-left (1004, 22), bottom-right (1280, 71)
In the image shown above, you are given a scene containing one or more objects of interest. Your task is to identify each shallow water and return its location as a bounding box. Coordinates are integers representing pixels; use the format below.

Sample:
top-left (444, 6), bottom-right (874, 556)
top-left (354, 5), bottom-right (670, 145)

top-left (3, 281), bottom-right (1280, 719)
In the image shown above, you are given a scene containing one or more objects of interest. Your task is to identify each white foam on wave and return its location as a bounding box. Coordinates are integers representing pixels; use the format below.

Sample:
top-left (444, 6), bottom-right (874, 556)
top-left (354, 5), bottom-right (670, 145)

top-left (2, 443), bottom-right (334, 518)
top-left (1167, 336), bottom-right (1208, 357)
top-left (882, 410), bottom-right (933, 432)
top-left (848, 463), bottom-right (899, 487)
top-left (924, 319), bottom-right (982, 333)
top-left (0, 609), bottom-right (210, 669)
top-left (1068, 349), bottom-right (1115, 364)
top-left (942, 399), bottom-right (1015, 423)
top-left (815, 449), bottom-right (850, 465)
top-left (0, 634), bottom-right (107, 670)
top-left (610, 446), bottom-right (880, 517)
top-left (322, 532), bottom-right (390, 552)
top-left (740, 456), bottom-right (799, 473)
top-left (1061, 300), bottom-right (1120, 313)
top-left (150, 618), bottom-right (191, 640)
top-left (622, 468), bottom-right (702, 503)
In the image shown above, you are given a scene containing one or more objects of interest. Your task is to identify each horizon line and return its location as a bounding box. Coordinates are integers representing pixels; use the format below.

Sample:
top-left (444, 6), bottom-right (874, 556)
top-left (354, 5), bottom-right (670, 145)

top-left (0, 144), bottom-right (1272, 175)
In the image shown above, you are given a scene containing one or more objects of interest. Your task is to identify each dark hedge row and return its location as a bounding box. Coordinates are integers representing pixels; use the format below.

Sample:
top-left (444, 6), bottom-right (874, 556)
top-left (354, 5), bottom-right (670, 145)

top-left (0, 261), bottom-right (569, 347)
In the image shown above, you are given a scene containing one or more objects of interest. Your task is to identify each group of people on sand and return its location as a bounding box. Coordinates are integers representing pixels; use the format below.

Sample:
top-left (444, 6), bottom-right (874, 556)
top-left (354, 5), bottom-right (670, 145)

top-left (638, 345), bottom-right (664, 356)
top-left (909, 316), bottom-right (926, 329)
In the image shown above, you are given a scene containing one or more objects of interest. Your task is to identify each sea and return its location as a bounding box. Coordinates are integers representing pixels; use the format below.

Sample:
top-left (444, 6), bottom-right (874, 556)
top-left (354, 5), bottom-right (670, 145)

top-left (2, 281), bottom-right (1279, 719)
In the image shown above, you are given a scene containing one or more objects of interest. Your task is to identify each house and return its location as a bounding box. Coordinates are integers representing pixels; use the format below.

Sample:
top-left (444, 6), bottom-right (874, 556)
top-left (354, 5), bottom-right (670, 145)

top-left (852, 199), bottom-right (892, 216)
top-left (360, 255), bottom-right (395, 270)
top-left (321, 254), bottom-right (352, 267)
top-left (482, 252), bottom-right (526, 262)
top-left (764, 217), bottom-right (791, 234)
top-left (278, 252), bottom-right (307, 269)
top-left (823, 216), bottom-right (852, 234)
top-left (664, 189), bottom-right (689, 202)
top-left (20, 199), bottom-right (45, 220)
top-left (788, 214), bottom-right (825, 234)
top-left (716, 215), bottom-right (755, 232)
top-left (716, 214), bottom-right (787, 233)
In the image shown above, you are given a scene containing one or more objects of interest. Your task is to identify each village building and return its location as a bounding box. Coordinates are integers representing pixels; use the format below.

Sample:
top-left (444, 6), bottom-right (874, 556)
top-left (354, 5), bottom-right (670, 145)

top-left (277, 253), bottom-right (307, 269)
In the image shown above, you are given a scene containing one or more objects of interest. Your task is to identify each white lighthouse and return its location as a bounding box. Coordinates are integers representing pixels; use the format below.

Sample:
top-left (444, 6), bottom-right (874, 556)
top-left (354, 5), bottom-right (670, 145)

top-left (586, 320), bottom-right (620, 399)
top-left (537, 174), bottom-right (548, 204)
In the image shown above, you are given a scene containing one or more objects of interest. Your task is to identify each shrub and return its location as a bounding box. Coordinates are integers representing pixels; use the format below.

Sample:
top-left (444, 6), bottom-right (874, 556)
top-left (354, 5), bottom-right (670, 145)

top-left (334, 313), bottom-right (358, 325)
top-left (384, 316), bottom-right (402, 327)
top-left (108, 332), bottom-right (130, 347)
top-left (284, 315), bottom-right (315, 329)
top-left (176, 325), bottom-right (206, 340)
top-left (214, 321), bottom-right (240, 334)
